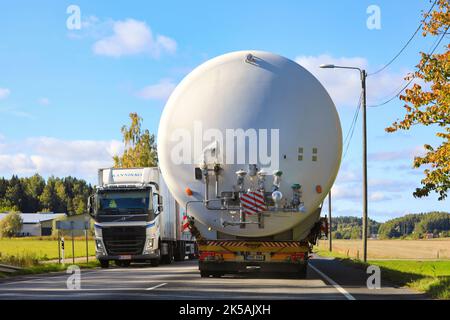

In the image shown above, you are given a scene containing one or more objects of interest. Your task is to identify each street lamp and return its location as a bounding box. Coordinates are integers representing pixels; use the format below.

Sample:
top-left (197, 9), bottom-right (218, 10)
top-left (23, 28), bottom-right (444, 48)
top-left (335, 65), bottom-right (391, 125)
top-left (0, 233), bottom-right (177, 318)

top-left (320, 63), bottom-right (368, 262)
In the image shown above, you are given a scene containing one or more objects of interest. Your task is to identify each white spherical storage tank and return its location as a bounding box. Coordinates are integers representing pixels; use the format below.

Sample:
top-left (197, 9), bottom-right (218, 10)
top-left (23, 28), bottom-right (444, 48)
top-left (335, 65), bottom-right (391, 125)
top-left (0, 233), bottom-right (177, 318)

top-left (158, 50), bottom-right (342, 239)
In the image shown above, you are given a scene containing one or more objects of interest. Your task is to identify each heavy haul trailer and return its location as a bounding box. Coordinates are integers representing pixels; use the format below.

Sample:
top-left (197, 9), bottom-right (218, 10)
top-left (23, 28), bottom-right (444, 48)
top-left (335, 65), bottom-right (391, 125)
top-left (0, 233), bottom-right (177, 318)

top-left (157, 51), bottom-right (341, 277)
top-left (187, 209), bottom-right (327, 277)
top-left (88, 167), bottom-right (196, 268)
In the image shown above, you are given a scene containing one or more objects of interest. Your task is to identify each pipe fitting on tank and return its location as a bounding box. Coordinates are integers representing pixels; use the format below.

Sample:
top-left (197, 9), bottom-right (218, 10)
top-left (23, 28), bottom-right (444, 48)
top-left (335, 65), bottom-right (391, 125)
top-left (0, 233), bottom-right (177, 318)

top-left (213, 163), bottom-right (221, 198)
top-left (291, 183), bottom-right (301, 207)
top-left (257, 169), bottom-right (267, 191)
top-left (235, 169), bottom-right (247, 191)
top-left (248, 164), bottom-right (258, 177)
top-left (272, 170), bottom-right (283, 191)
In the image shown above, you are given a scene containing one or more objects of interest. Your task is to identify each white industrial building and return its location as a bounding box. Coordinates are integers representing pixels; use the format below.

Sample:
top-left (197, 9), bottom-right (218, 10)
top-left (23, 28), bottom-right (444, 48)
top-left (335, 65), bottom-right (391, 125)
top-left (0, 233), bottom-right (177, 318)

top-left (0, 213), bottom-right (66, 236)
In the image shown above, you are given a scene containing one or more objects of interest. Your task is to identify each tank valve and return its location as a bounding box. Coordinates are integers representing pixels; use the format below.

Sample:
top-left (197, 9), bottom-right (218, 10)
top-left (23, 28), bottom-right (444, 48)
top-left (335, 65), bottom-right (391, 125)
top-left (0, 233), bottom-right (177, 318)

top-left (248, 164), bottom-right (258, 177)
top-left (272, 170), bottom-right (283, 191)
top-left (257, 169), bottom-right (267, 191)
top-left (235, 169), bottom-right (247, 191)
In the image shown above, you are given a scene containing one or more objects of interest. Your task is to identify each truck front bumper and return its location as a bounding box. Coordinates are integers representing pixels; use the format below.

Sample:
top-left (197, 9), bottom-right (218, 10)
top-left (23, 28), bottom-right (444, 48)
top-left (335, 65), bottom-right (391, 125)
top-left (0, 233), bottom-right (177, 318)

top-left (97, 253), bottom-right (159, 261)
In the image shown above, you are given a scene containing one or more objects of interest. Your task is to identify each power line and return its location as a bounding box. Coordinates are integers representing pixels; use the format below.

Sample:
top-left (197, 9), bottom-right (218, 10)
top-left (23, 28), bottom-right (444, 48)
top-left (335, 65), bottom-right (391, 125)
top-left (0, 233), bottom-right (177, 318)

top-left (368, 25), bottom-right (449, 108)
top-left (368, 0), bottom-right (437, 77)
top-left (343, 92), bottom-right (363, 147)
top-left (343, 94), bottom-right (362, 158)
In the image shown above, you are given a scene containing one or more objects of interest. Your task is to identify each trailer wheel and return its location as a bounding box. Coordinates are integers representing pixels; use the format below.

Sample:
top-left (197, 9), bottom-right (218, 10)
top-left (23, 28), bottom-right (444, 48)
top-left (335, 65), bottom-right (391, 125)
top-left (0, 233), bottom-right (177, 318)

top-left (100, 260), bottom-right (109, 269)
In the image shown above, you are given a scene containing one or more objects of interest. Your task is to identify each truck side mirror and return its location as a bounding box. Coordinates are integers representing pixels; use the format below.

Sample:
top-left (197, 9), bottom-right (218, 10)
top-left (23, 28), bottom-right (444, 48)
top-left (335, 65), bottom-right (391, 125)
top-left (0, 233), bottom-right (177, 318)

top-left (87, 195), bottom-right (95, 218)
top-left (153, 193), bottom-right (163, 216)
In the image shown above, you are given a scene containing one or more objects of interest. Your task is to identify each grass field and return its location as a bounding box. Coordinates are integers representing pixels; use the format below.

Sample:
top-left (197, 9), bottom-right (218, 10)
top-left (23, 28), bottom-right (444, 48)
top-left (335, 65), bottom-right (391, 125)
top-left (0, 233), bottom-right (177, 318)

top-left (316, 238), bottom-right (450, 260)
top-left (0, 237), bottom-right (96, 262)
top-left (314, 240), bottom-right (450, 299)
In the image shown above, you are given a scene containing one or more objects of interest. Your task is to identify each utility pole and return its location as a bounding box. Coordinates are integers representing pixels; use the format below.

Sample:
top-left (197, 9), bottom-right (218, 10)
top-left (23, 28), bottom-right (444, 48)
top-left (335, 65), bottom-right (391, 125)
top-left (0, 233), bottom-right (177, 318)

top-left (361, 69), bottom-right (368, 262)
top-left (328, 191), bottom-right (332, 252)
top-left (319, 63), bottom-right (369, 262)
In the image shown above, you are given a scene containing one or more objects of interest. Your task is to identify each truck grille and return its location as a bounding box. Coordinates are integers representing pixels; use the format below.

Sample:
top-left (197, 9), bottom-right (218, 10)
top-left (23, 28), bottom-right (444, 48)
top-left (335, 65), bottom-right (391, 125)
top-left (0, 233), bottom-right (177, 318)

top-left (102, 226), bottom-right (146, 255)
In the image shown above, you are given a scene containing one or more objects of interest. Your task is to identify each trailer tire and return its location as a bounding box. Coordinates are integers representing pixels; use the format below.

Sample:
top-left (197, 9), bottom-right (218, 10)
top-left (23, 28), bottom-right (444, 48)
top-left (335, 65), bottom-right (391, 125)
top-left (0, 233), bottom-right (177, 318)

top-left (100, 260), bottom-right (109, 269)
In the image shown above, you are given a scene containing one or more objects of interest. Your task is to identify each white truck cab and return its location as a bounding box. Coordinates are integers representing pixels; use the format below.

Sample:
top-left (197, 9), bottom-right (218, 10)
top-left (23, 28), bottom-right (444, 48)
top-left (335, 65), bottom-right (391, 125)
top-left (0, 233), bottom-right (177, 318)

top-left (88, 167), bottom-right (196, 268)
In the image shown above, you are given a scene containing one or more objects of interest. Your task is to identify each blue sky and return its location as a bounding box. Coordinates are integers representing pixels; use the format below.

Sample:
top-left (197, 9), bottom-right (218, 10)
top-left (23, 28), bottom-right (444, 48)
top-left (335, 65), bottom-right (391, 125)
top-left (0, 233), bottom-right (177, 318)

top-left (0, 0), bottom-right (448, 221)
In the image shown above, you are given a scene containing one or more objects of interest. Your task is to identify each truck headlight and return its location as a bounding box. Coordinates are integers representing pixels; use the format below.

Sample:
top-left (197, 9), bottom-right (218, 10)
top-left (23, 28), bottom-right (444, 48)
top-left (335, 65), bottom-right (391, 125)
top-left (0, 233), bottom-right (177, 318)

top-left (95, 239), bottom-right (106, 255)
top-left (143, 238), bottom-right (154, 254)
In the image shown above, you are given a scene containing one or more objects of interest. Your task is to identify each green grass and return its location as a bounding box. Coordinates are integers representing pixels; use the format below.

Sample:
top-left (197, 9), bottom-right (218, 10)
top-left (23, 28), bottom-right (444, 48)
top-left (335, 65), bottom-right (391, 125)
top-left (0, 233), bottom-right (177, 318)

top-left (0, 237), bottom-right (96, 261)
top-left (0, 261), bottom-right (100, 279)
top-left (314, 249), bottom-right (450, 299)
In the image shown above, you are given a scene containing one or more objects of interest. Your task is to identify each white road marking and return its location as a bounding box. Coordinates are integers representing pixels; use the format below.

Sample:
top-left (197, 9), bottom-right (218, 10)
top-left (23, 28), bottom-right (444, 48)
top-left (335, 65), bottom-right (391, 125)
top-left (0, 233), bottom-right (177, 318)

top-left (146, 282), bottom-right (167, 291)
top-left (308, 263), bottom-right (356, 300)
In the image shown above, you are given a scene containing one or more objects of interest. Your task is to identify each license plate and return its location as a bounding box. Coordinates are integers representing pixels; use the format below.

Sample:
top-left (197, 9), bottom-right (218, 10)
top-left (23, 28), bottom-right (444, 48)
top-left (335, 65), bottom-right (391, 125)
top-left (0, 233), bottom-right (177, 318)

top-left (118, 255), bottom-right (131, 260)
top-left (245, 254), bottom-right (265, 261)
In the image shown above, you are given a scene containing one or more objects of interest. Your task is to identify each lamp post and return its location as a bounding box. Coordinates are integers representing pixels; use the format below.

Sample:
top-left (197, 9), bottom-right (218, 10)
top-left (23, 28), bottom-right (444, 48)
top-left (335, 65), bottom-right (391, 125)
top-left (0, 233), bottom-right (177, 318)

top-left (320, 64), bottom-right (368, 262)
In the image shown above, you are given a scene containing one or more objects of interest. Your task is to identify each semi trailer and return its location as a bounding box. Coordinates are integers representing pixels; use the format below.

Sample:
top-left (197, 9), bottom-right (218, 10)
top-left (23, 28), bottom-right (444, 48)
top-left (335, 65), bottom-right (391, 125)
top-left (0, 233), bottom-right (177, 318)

top-left (157, 51), bottom-right (341, 277)
top-left (88, 167), bottom-right (196, 268)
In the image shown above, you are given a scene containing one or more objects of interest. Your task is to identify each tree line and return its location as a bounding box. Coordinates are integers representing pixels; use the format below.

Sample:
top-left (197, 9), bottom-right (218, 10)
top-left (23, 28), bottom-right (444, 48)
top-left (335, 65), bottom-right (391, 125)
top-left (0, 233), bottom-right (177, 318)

top-left (0, 174), bottom-right (93, 215)
top-left (378, 212), bottom-right (450, 239)
top-left (331, 212), bottom-right (450, 239)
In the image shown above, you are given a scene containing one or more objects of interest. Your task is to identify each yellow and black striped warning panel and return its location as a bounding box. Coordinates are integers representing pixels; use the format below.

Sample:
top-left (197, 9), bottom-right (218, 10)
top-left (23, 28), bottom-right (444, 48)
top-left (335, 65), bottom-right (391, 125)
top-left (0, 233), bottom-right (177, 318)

top-left (199, 240), bottom-right (310, 253)
top-left (205, 241), bottom-right (306, 248)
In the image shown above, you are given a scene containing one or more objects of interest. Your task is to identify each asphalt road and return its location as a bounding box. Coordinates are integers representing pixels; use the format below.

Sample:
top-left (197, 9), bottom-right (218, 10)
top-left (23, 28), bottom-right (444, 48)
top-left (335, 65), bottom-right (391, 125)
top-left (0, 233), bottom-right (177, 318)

top-left (0, 256), bottom-right (427, 300)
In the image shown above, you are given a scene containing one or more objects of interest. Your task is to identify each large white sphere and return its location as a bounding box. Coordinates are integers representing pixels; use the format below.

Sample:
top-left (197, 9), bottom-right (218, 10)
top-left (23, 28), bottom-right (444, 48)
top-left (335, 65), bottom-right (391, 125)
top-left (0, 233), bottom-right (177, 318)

top-left (158, 51), bottom-right (342, 238)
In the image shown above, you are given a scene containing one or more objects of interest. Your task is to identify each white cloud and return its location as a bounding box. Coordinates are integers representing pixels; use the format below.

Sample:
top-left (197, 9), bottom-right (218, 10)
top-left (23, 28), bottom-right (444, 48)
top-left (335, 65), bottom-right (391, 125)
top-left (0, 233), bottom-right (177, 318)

top-left (93, 19), bottom-right (177, 58)
top-left (295, 54), bottom-right (409, 108)
top-left (0, 88), bottom-right (11, 99)
top-left (0, 106), bottom-right (33, 119)
top-left (369, 145), bottom-right (426, 162)
top-left (369, 191), bottom-right (393, 202)
top-left (136, 78), bottom-right (176, 101)
top-left (38, 97), bottom-right (50, 106)
top-left (0, 136), bottom-right (123, 183)
top-left (331, 184), bottom-right (361, 200)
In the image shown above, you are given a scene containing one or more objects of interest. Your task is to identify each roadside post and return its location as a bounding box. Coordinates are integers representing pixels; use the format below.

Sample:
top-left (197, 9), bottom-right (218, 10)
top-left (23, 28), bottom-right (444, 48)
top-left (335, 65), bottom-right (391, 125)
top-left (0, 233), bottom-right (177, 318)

top-left (328, 191), bottom-right (332, 252)
top-left (61, 237), bottom-right (65, 264)
top-left (71, 221), bottom-right (75, 264)
top-left (56, 219), bottom-right (91, 265)
top-left (58, 230), bottom-right (61, 264)
top-left (85, 219), bottom-right (89, 264)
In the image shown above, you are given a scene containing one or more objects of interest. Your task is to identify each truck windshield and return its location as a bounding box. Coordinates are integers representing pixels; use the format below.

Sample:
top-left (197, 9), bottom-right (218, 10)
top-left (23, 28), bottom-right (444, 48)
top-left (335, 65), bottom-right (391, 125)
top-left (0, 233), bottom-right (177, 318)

top-left (97, 190), bottom-right (151, 215)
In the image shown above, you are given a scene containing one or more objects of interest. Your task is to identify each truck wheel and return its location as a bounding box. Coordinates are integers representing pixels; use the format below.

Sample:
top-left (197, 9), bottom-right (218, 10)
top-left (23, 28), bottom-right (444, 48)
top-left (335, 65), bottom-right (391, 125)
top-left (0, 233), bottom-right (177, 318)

top-left (188, 253), bottom-right (197, 260)
top-left (100, 260), bottom-right (109, 269)
top-left (150, 259), bottom-right (160, 267)
top-left (162, 243), bottom-right (174, 264)
top-left (174, 242), bottom-right (185, 261)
